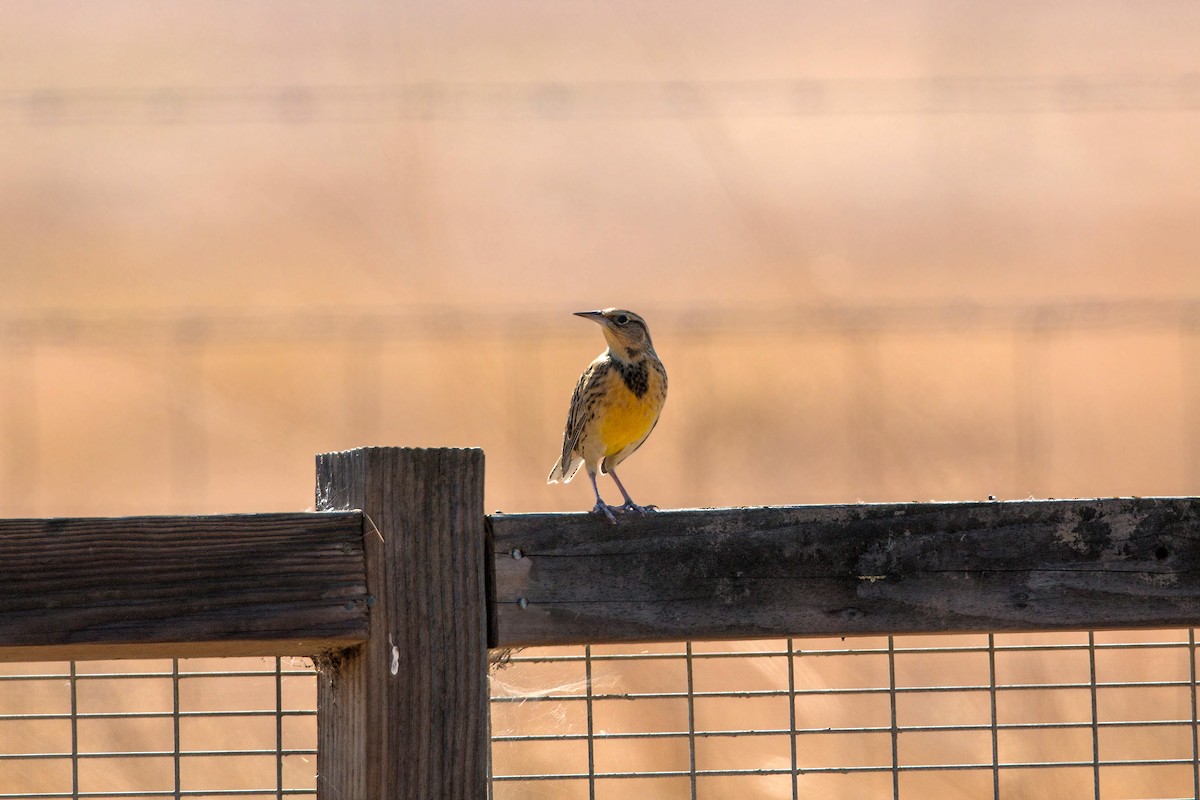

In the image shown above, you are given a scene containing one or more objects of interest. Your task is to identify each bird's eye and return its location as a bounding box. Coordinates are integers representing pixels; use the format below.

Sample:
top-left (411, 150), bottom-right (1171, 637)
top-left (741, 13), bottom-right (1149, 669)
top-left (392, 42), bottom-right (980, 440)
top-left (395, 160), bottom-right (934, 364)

top-left (615, 314), bottom-right (629, 325)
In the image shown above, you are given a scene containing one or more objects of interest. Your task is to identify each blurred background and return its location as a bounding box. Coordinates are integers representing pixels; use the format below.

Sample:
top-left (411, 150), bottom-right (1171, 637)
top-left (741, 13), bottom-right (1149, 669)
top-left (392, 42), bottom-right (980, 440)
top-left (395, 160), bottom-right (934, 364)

top-left (2, 1), bottom-right (1199, 797)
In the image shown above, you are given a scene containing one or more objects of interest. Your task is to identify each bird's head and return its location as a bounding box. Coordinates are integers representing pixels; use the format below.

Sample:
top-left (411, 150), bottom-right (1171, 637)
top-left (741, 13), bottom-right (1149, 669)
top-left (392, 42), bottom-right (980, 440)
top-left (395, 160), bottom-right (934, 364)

top-left (574, 308), bottom-right (655, 360)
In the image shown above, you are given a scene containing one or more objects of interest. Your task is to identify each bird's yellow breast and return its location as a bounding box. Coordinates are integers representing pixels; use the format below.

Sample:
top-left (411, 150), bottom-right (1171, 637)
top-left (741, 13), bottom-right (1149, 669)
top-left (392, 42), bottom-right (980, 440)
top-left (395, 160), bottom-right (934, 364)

top-left (597, 368), bottom-right (665, 457)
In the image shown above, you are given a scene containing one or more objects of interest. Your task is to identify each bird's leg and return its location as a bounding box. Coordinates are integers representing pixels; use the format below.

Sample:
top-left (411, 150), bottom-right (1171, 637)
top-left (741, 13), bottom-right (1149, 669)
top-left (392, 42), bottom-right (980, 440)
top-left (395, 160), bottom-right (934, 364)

top-left (608, 468), bottom-right (657, 515)
top-left (587, 470), bottom-right (618, 524)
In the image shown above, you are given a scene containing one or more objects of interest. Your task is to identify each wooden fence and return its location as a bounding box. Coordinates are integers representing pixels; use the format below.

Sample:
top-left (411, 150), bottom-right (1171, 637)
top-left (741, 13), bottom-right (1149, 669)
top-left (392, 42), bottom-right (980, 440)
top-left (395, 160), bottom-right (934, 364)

top-left (2, 446), bottom-right (1198, 798)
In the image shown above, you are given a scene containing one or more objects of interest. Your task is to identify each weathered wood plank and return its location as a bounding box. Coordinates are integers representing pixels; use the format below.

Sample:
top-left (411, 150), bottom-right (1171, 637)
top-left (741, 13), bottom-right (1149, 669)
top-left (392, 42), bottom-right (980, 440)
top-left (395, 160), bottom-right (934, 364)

top-left (491, 498), bottom-right (1200, 646)
top-left (0, 512), bottom-right (368, 662)
top-left (315, 447), bottom-right (488, 800)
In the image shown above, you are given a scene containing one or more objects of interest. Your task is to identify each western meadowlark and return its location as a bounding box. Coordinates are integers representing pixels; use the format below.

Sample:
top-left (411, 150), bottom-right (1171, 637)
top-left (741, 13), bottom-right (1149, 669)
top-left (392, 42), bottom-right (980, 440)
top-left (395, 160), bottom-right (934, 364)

top-left (548, 308), bottom-right (667, 523)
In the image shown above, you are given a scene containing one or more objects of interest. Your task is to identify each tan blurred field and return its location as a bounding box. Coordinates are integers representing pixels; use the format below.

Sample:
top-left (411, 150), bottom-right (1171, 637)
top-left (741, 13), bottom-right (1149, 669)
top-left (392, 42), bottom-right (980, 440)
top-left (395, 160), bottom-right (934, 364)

top-left (2, 1), bottom-right (1200, 797)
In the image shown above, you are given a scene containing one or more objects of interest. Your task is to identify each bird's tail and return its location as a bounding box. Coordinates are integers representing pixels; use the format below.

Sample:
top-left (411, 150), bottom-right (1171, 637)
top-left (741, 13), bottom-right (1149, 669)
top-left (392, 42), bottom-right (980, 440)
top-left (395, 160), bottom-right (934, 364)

top-left (547, 455), bottom-right (585, 484)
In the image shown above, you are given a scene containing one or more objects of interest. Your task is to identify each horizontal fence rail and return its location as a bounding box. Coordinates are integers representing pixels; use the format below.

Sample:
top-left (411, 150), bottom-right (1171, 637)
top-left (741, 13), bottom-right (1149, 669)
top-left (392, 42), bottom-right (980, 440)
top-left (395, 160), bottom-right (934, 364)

top-left (4, 496), bottom-right (1200, 659)
top-left (0, 511), bottom-right (368, 662)
top-left (490, 498), bottom-right (1200, 647)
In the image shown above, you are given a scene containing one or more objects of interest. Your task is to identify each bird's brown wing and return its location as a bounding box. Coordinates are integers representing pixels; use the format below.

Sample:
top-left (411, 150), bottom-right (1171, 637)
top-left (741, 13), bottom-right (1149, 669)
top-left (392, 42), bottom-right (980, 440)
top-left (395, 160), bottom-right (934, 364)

top-left (557, 355), bottom-right (611, 476)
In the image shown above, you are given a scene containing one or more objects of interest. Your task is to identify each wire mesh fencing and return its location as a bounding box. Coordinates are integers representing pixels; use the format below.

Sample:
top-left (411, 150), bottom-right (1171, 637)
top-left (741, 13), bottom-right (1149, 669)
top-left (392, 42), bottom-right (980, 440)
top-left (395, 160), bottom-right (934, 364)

top-left (489, 630), bottom-right (1200, 800)
top-left (0, 657), bottom-right (316, 799)
top-left (2, 630), bottom-right (1199, 798)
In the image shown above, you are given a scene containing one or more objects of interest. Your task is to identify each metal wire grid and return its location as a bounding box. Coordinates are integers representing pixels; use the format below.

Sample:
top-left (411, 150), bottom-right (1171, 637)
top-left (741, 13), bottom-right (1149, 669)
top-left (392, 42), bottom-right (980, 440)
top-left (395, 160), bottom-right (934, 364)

top-left (0, 632), bottom-right (1197, 797)
top-left (489, 631), bottom-right (1200, 799)
top-left (0, 658), bottom-right (316, 799)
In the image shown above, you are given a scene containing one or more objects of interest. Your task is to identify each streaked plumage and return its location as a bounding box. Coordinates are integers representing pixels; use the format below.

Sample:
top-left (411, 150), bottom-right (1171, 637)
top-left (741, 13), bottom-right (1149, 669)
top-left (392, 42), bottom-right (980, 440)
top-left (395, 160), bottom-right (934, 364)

top-left (548, 308), bottom-right (667, 522)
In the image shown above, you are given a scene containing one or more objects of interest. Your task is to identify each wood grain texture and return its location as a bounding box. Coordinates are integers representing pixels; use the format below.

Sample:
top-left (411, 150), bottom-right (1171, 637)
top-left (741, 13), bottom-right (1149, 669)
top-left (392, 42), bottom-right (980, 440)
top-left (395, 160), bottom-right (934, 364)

top-left (315, 447), bottom-right (488, 800)
top-left (491, 498), bottom-right (1200, 646)
top-left (0, 512), bottom-right (368, 662)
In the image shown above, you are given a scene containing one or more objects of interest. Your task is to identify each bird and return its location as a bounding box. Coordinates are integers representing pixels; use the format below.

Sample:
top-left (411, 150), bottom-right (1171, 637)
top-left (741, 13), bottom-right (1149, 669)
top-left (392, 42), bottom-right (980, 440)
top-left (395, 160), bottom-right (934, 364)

top-left (548, 308), bottom-right (668, 523)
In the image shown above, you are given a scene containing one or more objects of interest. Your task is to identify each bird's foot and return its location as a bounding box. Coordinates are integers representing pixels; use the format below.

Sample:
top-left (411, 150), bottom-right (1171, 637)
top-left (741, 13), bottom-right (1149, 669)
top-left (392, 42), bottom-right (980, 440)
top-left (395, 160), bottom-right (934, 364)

top-left (590, 501), bottom-right (619, 524)
top-left (617, 501), bottom-right (658, 515)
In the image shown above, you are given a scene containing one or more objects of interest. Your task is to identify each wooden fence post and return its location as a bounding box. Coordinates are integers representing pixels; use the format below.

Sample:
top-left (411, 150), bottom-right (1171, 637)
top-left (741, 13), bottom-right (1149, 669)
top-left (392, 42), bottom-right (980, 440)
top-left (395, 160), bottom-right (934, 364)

top-left (315, 447), bottom-right (488, 799)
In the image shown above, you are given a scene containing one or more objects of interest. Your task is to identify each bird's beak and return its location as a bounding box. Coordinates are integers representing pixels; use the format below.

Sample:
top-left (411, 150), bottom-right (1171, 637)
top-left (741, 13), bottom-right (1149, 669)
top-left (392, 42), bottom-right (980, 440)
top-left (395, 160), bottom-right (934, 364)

top-left (573, 310), bottom-right (607, 324)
